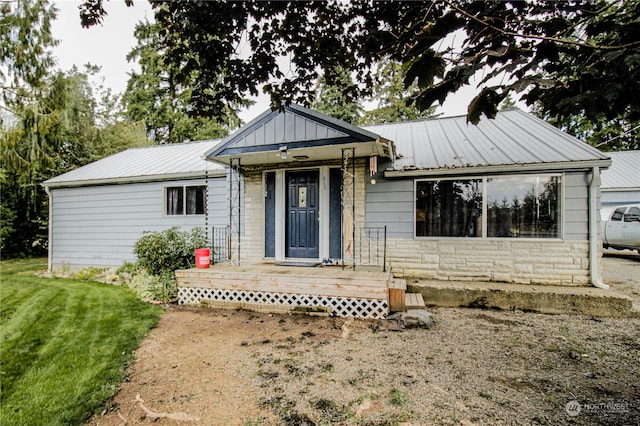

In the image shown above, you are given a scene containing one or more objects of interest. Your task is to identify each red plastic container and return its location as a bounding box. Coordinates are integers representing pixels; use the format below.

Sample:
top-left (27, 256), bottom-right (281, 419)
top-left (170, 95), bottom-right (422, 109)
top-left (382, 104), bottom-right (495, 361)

top-left (194, 248), bottom-right (210, 268)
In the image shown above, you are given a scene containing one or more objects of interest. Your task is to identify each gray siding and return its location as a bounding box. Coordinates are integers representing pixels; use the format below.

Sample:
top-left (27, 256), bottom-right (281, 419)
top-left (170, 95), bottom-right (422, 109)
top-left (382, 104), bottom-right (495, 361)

top-left (366, 169), bottom-right (592, 241)
top-left (563, 171), bottom-right (589, 240)
top-left (50, 177), bottom-right (227, 270)
top-left (365, 162), bottom-right (414, 239)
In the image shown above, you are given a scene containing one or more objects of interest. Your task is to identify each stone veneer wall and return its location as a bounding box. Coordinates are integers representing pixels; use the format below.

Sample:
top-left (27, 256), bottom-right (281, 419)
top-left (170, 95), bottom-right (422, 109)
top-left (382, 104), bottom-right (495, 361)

top-left (237, 163), bottom-right (598, 287)
top-left (239, 169), bottom-right (265, 262)
top-left (386, 239), bottom-right (598, 286)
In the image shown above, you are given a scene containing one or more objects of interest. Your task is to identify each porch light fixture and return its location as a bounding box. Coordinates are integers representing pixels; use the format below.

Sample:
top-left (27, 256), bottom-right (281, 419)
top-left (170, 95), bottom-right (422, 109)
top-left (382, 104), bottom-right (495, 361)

top-left (279, 146), bottom-right (288, 159)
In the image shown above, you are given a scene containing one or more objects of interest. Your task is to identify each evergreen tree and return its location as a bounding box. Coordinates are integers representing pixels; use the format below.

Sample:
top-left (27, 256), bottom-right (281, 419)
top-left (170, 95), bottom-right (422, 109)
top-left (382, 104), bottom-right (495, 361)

top-left (311, 66), bottom-right (362, 125)
top-left (534, 107), bottom-right (639, 152)
top-left (1, 0), bottom-right (150, 257)
top-left (499, 94), bottom-right (517, 111)
top-left (1, 0), bottom-right (58, 108)
top-left (1, 68), bottom-right (149, 258)
top-left (123, 19), bottom-right (245, 144)
top-left (360, 60), bottom-right (437, 125)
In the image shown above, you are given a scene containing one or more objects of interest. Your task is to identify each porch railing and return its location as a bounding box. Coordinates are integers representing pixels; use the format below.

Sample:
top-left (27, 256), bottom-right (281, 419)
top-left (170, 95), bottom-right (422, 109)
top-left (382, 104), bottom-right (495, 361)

top-left (211, 225), bottom-right (230, 264)
top-left (208, 224), bottom-right (386, 270)
top-left (354, 226), bottom-right (387, 272)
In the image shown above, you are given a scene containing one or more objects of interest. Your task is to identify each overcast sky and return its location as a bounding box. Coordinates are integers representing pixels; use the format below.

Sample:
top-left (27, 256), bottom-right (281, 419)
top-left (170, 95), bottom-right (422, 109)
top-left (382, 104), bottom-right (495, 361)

top-left (50, 0), bottom-right (507, 124)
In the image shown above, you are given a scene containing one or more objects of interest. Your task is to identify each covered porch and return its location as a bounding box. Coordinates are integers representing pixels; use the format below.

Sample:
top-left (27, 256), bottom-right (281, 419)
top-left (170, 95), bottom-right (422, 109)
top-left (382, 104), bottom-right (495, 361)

top-left (203, 104), bottom-right (394, 267)
top-left (176, 262), bottom-right (408, 319)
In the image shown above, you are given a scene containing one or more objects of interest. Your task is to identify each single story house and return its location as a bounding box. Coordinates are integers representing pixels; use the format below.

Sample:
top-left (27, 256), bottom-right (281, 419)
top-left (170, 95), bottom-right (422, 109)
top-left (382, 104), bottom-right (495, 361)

top-left (599, 150), bottom-right (640, 219)
top-left (44, 106), bottom-right (612, 311)
top-left (43, 140), bottom-right (228, 271)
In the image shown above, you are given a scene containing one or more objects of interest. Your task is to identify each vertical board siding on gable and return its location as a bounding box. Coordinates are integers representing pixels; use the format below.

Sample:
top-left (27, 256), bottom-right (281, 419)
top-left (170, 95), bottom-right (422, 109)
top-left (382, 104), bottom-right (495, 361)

top-left (49, 177), bottom-right (227, 270)
top-left (234, 112), bottom-right (350, 152)
top-left (276, 113), bottom-right (286, 142)
top-left (295, 115), bottom-right (306, 140)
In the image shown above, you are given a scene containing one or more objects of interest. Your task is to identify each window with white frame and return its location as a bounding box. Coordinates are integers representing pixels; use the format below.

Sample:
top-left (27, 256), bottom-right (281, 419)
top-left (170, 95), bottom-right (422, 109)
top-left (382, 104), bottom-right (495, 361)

top-left (166, 185), bottom-right (206, 215)
top-left (415, 174), bottom-right (561, 239)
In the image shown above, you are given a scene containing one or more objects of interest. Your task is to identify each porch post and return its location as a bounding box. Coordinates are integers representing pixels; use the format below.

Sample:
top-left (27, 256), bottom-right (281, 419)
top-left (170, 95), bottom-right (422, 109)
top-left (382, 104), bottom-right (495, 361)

top-left (341, 147), bottom-right (356, 270)
top-left (229, 158), bottom-right (241, 265)
top-left (275, 170), bottom-right (285, 261)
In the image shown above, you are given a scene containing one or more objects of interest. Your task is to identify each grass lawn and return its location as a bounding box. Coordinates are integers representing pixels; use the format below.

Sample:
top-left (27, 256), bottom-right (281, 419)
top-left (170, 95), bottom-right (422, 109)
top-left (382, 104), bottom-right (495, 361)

top-left (0, 258), bottom-right (162, 425)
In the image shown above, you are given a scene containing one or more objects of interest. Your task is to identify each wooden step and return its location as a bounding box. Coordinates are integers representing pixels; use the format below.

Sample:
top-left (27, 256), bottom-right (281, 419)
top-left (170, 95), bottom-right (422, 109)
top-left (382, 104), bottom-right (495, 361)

top-left (388, 279), bottom-right (406, 312)
top-left (405, 293), bottom-right (425, 310)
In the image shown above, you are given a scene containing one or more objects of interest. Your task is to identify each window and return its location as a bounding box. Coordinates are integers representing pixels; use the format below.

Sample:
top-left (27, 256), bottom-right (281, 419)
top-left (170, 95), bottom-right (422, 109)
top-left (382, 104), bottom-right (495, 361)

top-left (166, 186), bottom-right (206, 215)
top-left (624, 207), bottom-right (640, 223)
top-left (611, 207), bottom-right (626, 221)
top-left (416, 174), bottom-right (561, 239)
top-left (487, 175), bottom-right (560, 238)
top-left (166, 187), bottom-right (184, 215)
top-left (186, 186), bottom-right (206, 215)
top-left (416, 179), bottom-right (483, 237)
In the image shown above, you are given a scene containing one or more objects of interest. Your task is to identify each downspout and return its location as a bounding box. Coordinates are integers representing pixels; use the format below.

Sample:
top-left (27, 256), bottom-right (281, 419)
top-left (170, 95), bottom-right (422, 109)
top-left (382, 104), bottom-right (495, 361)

top-left (44, 185), bottom-right (53, 273)
top-left (588, 166), bottom-right (609, 289)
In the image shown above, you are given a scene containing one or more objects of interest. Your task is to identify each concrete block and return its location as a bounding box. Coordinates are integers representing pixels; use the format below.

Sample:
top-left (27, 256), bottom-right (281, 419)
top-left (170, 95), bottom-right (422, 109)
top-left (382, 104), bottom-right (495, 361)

top-left (514, 264), bottom-right (533, 273)
top-left (492, 272), bottom-right (512, 282)
top-left (572, 275), bottom-right (591, 285)
top-left (421, 254), bottom-right (439, 263)
top-left (466, 261), bottom-right (494, 269)
top-left (494, 259), bottom-right (514, 268)
top-left (407, 281), bottom-right (634, 317)
top-left (438, 245), bottom-right (456, 254)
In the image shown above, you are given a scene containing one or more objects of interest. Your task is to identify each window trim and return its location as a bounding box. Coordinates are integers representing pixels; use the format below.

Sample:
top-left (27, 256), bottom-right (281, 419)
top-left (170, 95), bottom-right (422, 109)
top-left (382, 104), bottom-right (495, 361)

top-left (414, 173), bottom-right (563, 240)
top-left (164, 184), bottom-right (207, 216)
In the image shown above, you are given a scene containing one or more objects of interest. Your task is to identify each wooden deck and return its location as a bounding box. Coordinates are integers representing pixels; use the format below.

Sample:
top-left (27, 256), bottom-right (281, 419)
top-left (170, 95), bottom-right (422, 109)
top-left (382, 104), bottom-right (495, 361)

top-left (176, 262), bottom-right (404, 318)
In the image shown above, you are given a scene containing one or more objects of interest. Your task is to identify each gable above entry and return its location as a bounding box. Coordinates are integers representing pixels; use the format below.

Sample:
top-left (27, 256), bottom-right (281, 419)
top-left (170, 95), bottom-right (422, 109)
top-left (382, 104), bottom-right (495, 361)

top-left (204, 104), bottom-right (394, 166)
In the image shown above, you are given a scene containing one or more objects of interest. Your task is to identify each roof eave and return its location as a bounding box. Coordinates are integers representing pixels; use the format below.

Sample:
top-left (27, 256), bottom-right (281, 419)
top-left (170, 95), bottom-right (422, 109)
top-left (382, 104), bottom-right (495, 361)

top-left (384, 159), bottom-right (613, 178)
top-left (601, 187), bottom-right (640, 192)
top-left (42, 169), bottom-right (227, 189)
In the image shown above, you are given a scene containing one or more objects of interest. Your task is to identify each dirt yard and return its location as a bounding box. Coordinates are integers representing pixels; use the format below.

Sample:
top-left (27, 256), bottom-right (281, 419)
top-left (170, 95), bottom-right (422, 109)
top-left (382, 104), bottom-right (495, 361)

top-left (89, 254), bottom-right (639, 426)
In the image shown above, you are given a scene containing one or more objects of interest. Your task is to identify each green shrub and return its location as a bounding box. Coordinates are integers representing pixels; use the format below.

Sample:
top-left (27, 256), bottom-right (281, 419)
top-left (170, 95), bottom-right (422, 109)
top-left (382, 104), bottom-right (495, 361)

top-left (126, 227), bottom-right (207, 302)
top-left (127, 270), bottom-right (177, 302)
top-left (133, 227), bottom-right (208, 277)
top-left (72, 266), bottom-right (108, 281)
top-left (115, 261), bottom-right (139, 284)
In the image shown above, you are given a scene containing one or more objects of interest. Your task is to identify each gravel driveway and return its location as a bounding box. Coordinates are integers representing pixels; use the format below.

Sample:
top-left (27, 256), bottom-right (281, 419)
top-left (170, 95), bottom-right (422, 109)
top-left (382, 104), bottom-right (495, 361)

top-left (602, 250), bottom-right (640, 306)
top-left (89, 253), bottom-right (639, 426)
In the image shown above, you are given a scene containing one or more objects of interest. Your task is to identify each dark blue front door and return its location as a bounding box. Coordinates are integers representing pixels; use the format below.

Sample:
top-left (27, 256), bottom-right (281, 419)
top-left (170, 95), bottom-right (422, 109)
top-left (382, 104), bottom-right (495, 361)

top-left (286, 170), bottom-right (319, 258)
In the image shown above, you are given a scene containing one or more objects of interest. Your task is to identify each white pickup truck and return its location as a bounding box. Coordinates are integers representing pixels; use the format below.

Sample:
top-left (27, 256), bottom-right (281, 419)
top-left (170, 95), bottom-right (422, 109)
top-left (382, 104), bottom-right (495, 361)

top-left (601, 204), bottom-right (640, 254)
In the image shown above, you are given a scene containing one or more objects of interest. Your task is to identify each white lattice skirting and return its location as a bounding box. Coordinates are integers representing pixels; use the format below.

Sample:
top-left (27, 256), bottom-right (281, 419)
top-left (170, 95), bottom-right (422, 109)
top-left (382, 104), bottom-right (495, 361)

top-left (178, 287), bottom-right (388, 319)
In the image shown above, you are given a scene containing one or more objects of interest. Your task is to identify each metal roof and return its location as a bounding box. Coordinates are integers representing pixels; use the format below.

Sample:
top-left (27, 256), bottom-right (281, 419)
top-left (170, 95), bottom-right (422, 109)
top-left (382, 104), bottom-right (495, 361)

top-left (43, 140), bottom-right (225, 188)
top-left (363, 109), bottom-right (611, 176)
top-left (600, 150), bottom-right (640, 190)
top-left (44, 109), bottom-right (614, 189)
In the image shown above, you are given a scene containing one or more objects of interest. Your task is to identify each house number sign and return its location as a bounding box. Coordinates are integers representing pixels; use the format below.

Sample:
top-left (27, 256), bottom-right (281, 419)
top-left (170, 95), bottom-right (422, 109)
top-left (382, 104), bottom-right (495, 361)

top-left (298, 187), bottom-right (307, 207)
